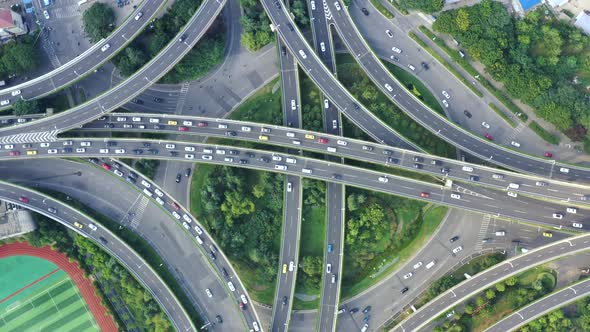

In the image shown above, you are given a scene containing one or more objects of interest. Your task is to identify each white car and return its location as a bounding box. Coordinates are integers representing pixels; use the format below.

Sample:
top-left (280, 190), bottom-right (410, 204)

top-left (452, 246), bottom-right (463, 254)
top-left (391, 47), bottom-right (402, 54)
top-left (185, 146), bottom-right (196, 152)
top-left (442, 100), bottom-right (449, 108)
top-left (0, 100), bottom-right (10, 106)
top-left (43, 10), bottom-right (49, 19)
top-left (182, 222), bottom-right (190, 230)
top-left (573, 223), bottom-right (583, 229)
top-left (101, 43), bottom-right (110, 52)
top-left (205, 289), bottom-right (213, 298)
top-left (291, 100), bottom-right (296, 110)
top-left (88, 223), bottom-right (98, 231)
top-left (566, 207), bottom-right (577, 214)
top-left (165, 144), bottom-right (176, 149)
top-left (134, 11), bottom-right (143, 20)
top-left (378, 176), bottom-right (389, 183)
top-left (115, 149), bottom-right (125, 154)
top-left (299, 49), bottom-right (307, 59)
top-left (154, 188), bottom-right (164, 197)
top-left (559, 167), bottom-right (570, 174)
top-left (240, 294), bottom-right (248, 304)
top-left (507, 191), bottom-right (518, 198)
top-left (76, 148), bottom-right (86, 153)
top-left (132, 117), bottom-right (142, 122)
top-left (384, 83), bottom-right (393, 92)
top-left (172, 211), bottom-right (181, 220)
top-left (194, 225), bottom-right (203, 235)
top-left (215, 149), bottom-right (226, 155)
top-left (320, 42), bottom-right (326, 52)
top-left (99, 148), bottom-right (109, 154)
top-left (510, 141), bottom-right (521, 148)
top-left (413, 261), bottom-right (423, 269)
top-left (183, 214), bottom-right (192, 223)
top-left (552, 213), bottom-right (563, 219)
top-left (386, 30), bottom-right (393, 38)
top-left (324, 99), bottom-right (329, 109)
top-left (224, 157), bottom-right (234, 162)
top-left (241, 126), bottom-right (252, 132)
top-left (336, 140), bottom-right (347, 146)
top-left (481, 121), bottom-right (490, 129)
top-left (311, 0), bottom-right (316, 9)
top-left (183, 121), bottom-right (193, 126)
top-left (253, 322), bottom-right (260, 332)
top-left (326, 263), bottom-right (332, 273)
top-left (332, 120), bottom-right (338, 129)
top-left (334, 1), bottom-right (341, 10)
top-left (11, 90), bottom-right (21, 96)
top-left (114, 170), bottom-right (123, 177)
top-left (227, 281), bottom-right (236, 292)
top-left (450, 193), bottom-right (461, 199)
top-left (184, 154), bottom-right (195, 159)
top-left (47, 149), bottom-right (58, 154)
top-left (287, 182), bottom-right (292, 192)
top-left (442, 91), bottom-right (450, 99)
top-left (81, 141), bottom-right (91, 147)
top-left (289, 261), bottom-right (295, 271)
top-left (202, 155), bottom-right (213, 160)
top-left (403, 272), bottom-right (413, 279)
top-left (3, 144), bottom-right (13, 149)
top-left (116, 117), bottom-right (127, 122)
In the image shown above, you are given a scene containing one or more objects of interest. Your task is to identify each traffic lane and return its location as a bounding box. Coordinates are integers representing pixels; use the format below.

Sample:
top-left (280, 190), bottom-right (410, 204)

top-left (260, 0), bottom-right (417, 150)
top-left (0, 181), bottom-right (195, 331)
top-left (0, 0), bottom-right (224, 137)
top-left (391, 235), bottom-right (590, 332)
top-left (79, 118), bottom-right (590, 204)
top-left (0, 159), bottom-right (246, 331)
top-left (324, 2), bottom-right (590, 184)
top-left (486, 278), bottom-right (590, 332)
top-left (2, 0), bottom-right (163, 103)
top-left (318, 182), bottom-right (344, 332)
top-left (6, 138), bottom-right (590, 228)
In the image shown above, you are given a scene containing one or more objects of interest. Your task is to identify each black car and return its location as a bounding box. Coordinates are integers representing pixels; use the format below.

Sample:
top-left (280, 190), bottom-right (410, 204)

top-left (222, 268), bottom-right (229, 278)
top-left (228, 150), bottom-right (239, 155)
top-left (148, 149), bottom-right (159, 155)
top-left (349, 307), bottom-right (359, 314)
top-left (421, 62), bottom-right (429, 70)
top-left (153, 125), bottom-right (162, 130)
top-left (441, 167), bottom-right (450, 174)
top-left (282, 296), bottom-right (288, 305)
top-left (175, 174), bottom-right (182, 183)
top-left (274, 0), bottom-right (281, 9)
top-left (353, 103), bottom-right (360, 110)
top-left (178, 34), bottom-right (187, 42)
top-left (185, 168), bottom-right (191, 177)
top-left (143, 142), bottom-right (151, 148)
top-left (391, 56), bottom-right (400, 62)
top-left (126, 176), bottom-right (136, 184)
top-left (246, 152), bottom-right (255, 158)
top-left (450, 236), bottom-right (459, 243)
top-left (111, 162), bottom-right (121, 169)
top-left (469, 175), bottom-right (479, 181)
top-left (431, 160), bottom-right (441, 166)
top-left (463, 110), bottom-right (472, 118)
top-left (362, 306), bottom-right (371, 314)
top-left (61, 148), bottom-right (72, 153)
top-left (169, 151), bottom-right (178, 156)
top-left (401, 287), bottom-right (409, 294)
top-left (239, 159), bottom-right (248, 164)
top-left (216, 315), bottom-right (223, 324)
top-left (287, 23), bottom-right (294, 31)
top-left (104, 123), bottom-right (114, 128)
top-left (226, 131), bottom-right (237, 137)
top-left (129, 171), bottom-right (138, 179)
top-left (209, 251), bottom-right (216, 260)
top-left (22, 143), bottom-right (32, 148)
top-left (88, 158), bottom-right (99, 164)
top-left (363, 315), bottom-right (370, 323)
top-left (382, 150), bottom-right (392, 156)
top-left (361, 7), bottom-right (369, 15)
top-left (281, 46), bottom-right (286, 56)
top-left (107, 141), bottom-right (117, 147)
top-left (259, 157), bottom-right (270, 163)
top-left (99, 236), bottom-right (108, 244)
top-left (131, 98), bottom-right (144, 104)
top-left (332, 174), bottom-right (342, 180)
top-left (387, 157), bottom-right (399, 164)
top-left (153, 97), bottom-right (163, 103)
top-left (133, 149), bottom-right (143, 155)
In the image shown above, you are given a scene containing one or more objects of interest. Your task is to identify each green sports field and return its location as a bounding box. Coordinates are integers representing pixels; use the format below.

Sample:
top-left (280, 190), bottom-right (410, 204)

top-left (0, 256), bottom-right (99, 332)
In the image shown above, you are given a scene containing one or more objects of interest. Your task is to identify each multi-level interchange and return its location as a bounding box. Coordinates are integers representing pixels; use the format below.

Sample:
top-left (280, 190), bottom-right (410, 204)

top-left (1, 0), bottom-right (590, 331)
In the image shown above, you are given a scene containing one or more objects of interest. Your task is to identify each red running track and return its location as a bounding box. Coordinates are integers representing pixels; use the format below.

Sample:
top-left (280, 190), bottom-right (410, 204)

top-left (0, 242), bottom-right (118, 332)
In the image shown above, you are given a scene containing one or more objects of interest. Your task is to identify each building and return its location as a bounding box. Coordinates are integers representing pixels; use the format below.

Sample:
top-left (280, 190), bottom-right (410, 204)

top-left (0, 201), bottom-right (37, 240)
top-left (0, 8), bottom-right (27, 39)
top-left (575, 11), bottom-right (590, 35)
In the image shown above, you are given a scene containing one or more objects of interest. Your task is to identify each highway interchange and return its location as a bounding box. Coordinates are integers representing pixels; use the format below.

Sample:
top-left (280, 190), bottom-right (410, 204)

top-left (2, 0), bottom-right (590, 330)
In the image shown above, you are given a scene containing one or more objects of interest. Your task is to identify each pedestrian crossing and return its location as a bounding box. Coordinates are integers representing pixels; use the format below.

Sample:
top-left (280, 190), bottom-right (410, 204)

top-left (0, 130), bottom-right (58, 144)
top-left (475, 214), bottom-right (491, 251)
top-left (504, 122), bottom-right (525, 145)
top-left (129, 196), bottom-right (149, 229)
top-left (175, 82), bottom-right (191, 114)
top-left (50, 5), bottom-right (82, 20)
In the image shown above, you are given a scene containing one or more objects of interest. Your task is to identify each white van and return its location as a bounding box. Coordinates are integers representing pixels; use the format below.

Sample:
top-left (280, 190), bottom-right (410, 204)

top-left (302, 168), bottom-right (312, 174)
top-left (143, 188), bottom-right (153, 197)
top-left (560, 167), bottom-right (570, 174)
top-left (508, 183), bottom-right (520, 189)
top-left (327, 147), bottom-right (337, 153)
top-left (425, 261), bottom-right (436, 269)
top-left (462, 166), bottom-right (474, 172)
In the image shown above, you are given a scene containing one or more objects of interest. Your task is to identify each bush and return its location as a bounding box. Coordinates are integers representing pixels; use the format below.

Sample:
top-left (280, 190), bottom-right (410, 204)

top-left (13, 99), bottom-right (40, 116)
top-left (528, 121), bottom-right (560, 145)
top-left (82, 3), bottom-right (115, 43)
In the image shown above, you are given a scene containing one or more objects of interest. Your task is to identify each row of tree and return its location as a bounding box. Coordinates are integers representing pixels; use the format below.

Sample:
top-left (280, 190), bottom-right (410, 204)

top-left (433, 1), bottom-right (590, 142)
top-left (519, 292), bottom-right (590, 331)
top-left (26, 216), bottom-right (171, 331)
top-left (400, 0), bottom-right (444, 14)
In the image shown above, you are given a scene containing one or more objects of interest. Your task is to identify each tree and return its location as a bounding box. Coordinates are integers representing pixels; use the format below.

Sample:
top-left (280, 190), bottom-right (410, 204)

top-left (475, 296), bottom-right (486, 307)
top-left (13, 99), bottom-right (40, 116)
top-left (485, 289), bottom-right (496, 300)
top-left (114, 47), bottom-right (147, 77)
top-left (495, 282), bottom-right (506, 292)
top-left (82, 3), bottom-right (115, 43)
top-left (464, 303), bottom-right (474, 315)
top-left (455, 9), bottom-right (470, 32)
top-left (505, 276), bottom-right (517, 286)
top-left (1, 41), bottom-right (40, 75)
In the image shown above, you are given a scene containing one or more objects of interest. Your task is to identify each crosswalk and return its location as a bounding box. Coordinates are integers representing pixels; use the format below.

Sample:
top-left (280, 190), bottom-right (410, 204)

top-left (175, 82), bottom-right (191, 114)
top-left (129, 196), bottom-right (149, 229)
top-left (50, 4), bottom-right (82, 20)
top-left (504, 122), bottom-right (525, 145)
top-left (0, 130), bottom-right (58, 144)
top-left (475, 214), bottom-right (492, 251)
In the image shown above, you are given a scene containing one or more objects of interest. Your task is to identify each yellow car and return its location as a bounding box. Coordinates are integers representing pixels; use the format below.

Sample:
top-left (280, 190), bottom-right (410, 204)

top-left (542, 231), bottom-right (553, 238)
top-left (74, 222), bottom-right (84, 229)
top-left (304, 134), bottom-right (315, 140)
top-left (282, 264), bottom-right (287, 274)
top-left (259, 135), bottom-right (269, 141)
top-left (167, 120), bottom-right (178, 125)
top-left (26, 150), bottom-right (37, 155)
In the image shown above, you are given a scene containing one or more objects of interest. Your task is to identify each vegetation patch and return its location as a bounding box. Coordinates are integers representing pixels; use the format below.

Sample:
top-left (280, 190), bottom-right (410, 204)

top-left (336, 53), bottom-right (455, 157)
top-left (433, 1), bottom-right (590, 146)
top-left (399, 0), bottom-right (443, 13)
top-left (518, 291), bottom-right (590, 331)
top-left (528, 121), bottom-right (560, 145)
top-left (300, 70), bottom-right (324, 132)
top-left (240, 0), bottom-right (273, 51)
top-left (370, 0), bottom-right (395, 19)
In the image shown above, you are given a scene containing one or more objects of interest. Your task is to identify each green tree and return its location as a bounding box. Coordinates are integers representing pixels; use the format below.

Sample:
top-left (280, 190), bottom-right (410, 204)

top-left (455, 9), bottom-right (470, 32)
top-left (505, 276), bottom-right (517, 286)
top-left (114, 46), bottom-right (147, 77)
top-left (495, 282), bottom-right (506, 292)
top-left (1, 41), bottom-right (40, 75)
top-left (475, 296), bottom-right (486, 307)
top-left (12, 99), bottom-right (40, 116)
top-left (464, 303), bottom-right (474, 315)
top-left (485, 289), bottom-right (496, 300)
top-left (82, 3), bottom-right (115, 43)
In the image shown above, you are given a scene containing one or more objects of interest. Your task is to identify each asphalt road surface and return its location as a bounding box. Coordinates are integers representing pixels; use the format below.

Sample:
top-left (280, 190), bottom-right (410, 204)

top-left (0, 0), bottom-right (225, 142)
top-left (80, 115), bottom-right (590, 205)
top-left (0, 180), bottom-right (196, 331)
top-left (0, 0), bottom-right (165, 107)
top-left (391, 234), bottom-right (590, 332)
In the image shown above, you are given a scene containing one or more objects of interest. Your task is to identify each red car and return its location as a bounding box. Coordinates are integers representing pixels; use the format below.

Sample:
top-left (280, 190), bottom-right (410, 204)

top-left (170, 202), bottom-right (180, 210)
top-left (9, 151), bottom-right (20, 156)
top-left (178, 126), bottom-right (189, 131)
top-left (197, 122), bottom-right (208, 127)
top-left (544, 152), bottom-right (553, 158)
top-left (318, 137), bottom-right (328, 144)
top-left (239, 302), bottom-right (246, 310)
top-left (484, 133), bottom-right (493, 140)
top-left (18, 196), bottom-right (29, 203)
top-left (420, 192), bottom-right (430, 198)
top-left (101, 163), bottom-right (111, 171)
